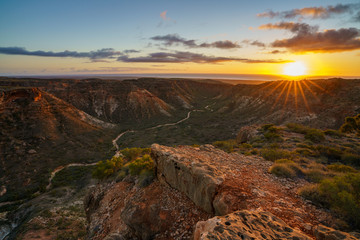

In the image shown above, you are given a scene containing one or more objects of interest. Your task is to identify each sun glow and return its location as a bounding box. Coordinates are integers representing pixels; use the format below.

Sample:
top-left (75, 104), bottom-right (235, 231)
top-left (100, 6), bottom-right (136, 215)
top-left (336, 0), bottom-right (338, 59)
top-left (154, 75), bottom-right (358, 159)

top-left (283, 61), bottom-right (307, 77)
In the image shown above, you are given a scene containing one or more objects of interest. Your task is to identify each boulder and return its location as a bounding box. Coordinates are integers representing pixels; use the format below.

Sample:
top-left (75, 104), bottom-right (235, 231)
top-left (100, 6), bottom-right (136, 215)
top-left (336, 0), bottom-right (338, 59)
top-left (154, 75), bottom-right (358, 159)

top-left (236, 125), bottom-right (258, 143)
top-left (151, 144), bottom-right (224, 213)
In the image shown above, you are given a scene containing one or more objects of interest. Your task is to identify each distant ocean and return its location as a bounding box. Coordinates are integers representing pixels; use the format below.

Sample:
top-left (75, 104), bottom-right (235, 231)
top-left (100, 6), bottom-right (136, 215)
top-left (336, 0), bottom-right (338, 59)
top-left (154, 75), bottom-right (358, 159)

top-left (4, 73), bottom-right (355, 81)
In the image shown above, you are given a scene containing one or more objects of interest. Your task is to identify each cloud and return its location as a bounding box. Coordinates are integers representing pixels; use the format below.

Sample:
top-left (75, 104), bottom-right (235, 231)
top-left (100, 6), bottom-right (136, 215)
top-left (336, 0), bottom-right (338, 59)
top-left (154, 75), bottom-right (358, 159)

top-left (266, 50), bottom-right (287, 54)
top-left (160, 10), bottom-right (168, 20)
top-left (150, 34), bottom-right (241, 49)
top-left (259, 22), bottom-right (318, 34)
top-left (259, 22), bottom-right (360, 53)
top-left (158, 10), bottom-right (176, 27)
top-left (0, 47), bottom-right (132, 61)
top-left (118, 51), bottom-right (290, 64)
top-left (242, 40), bottom-right (266, 47)
top-left (257, 3), bottom-right (360, 19)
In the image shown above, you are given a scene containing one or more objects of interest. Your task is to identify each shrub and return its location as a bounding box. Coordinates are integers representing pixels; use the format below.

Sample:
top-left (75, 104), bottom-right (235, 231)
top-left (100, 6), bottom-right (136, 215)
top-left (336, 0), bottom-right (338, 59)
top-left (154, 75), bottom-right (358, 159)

top-left (261, 125), bottom-right (283, 142)
top-left (286, 123), bottom-right (309, 134)
top-left (324, 129), bottom-right (343, 138)
top-left (296, 143), bottom-right (314, 149)
top-left (341, 153), bottom-right (360, 166)
top-left (128, 154), bottom-right (154, 176)
top-left (295, 148), bottom-right (314, 157)
top-left (339, 114), bottom-right (360, 134)
top-left (305, 129), bottom-right (325, 143)
top-left (300, 173), bottom-right (360, 229)
top-left (327, 164), bottom-right (357, 173)
top-left (261, 148), bottom-right (292, 161)
top-left (120, 147), bottom-right (151, 161)
top-left (212, 140), bottom-right (237, 153)
top-left (270, 160), bottom-right (303, 178)
top-left (261, 124), bottom-right (276, 131)
top-left (315, 145), bottom-right (342, 161)
top-left (92, 157), bottom-right (123, 179)
top-left (270, 164), bottom-right (296, 178)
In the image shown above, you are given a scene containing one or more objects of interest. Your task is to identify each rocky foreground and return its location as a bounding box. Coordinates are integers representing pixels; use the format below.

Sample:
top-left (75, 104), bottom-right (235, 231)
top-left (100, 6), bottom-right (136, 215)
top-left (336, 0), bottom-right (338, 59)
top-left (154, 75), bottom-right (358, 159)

top-left (85, 144), bottom-right (360, 240)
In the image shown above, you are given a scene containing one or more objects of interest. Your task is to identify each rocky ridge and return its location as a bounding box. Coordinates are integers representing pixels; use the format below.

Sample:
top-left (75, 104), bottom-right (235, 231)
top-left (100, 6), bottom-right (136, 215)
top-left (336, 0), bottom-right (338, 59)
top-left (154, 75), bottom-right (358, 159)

top-left (86, 144), bottom-right (358, 239)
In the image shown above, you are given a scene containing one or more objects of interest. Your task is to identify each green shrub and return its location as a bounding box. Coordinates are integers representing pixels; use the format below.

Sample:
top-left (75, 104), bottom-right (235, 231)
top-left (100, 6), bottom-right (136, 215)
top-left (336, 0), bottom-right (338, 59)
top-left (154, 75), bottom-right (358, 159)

top-left (327, 164), bottom-right (357, 173)
top-left (305, 129), bottom-right (325, 143)
top-left (212, 140), bottom-right (237, 153)
top-left (286, 123), bottom-right (309, 134)
top-left (316, 145), bottom-right (342, 161)
top-left (304, 169), bottom-right (329, 183)
top-left (261, 125), bottom-right (283, 142)
top-left (261, 124), bottom-right (276, 131)
top-left (270, 164), bottom-right (296, 178)
top-left (339, 114), bottom-right (360, 134)
top-left (270, 160), bottom-right (303, 178)
top-left (295, 148), bottom-right (314, 157)
top-left (92, 157), bottom-right (123, 179)
top-left (341, 153), bottom-right (360, 166)
top-left (340, 123), bottom-right (355, 133)
top-left (324, 129), bottom-right (343, 138)
top-left (128, 154), bottom-right (154, 176)
top-left (300, 173), bottom-right (360, 229)
top-left (261, 148), bottom-right (292, 161)
top-left (296, 143), bottom-right (314, 149)
top-left (120, 147), bottom-right (151, 161)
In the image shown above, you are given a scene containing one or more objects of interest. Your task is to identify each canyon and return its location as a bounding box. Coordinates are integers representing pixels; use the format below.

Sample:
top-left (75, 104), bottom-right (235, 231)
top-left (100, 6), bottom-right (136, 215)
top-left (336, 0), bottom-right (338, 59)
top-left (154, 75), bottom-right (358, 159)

top-left (1, 77), bottom-right (360, 239)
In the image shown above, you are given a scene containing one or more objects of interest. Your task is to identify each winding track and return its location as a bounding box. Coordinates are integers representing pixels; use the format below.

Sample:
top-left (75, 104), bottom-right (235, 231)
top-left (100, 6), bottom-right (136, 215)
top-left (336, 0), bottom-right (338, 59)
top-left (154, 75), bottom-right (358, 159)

top-left (47, 108), bottom-right (209, 188)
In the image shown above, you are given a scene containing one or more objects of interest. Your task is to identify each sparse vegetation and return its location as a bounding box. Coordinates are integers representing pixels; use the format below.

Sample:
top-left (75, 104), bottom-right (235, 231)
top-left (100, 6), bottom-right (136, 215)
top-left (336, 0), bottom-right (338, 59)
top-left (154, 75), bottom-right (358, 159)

top-left (120, 147), bottom-right (151, 161)
top-left (269, 159), bottom-right (301, 178)
top-left (212, 140), bottom-right (237, 153)
top-left (92, 148), bottom-right (155, 187)
top-left (340, 114), bottom-right (360, 134)
top-left (305, 129), bottom-right (325, 143)
top-left (299, 173), bottom-right (360, 229)
top-left (92, 156), bottom-right (124, 179)
top-left (261, 148), bottom-right (292, 161)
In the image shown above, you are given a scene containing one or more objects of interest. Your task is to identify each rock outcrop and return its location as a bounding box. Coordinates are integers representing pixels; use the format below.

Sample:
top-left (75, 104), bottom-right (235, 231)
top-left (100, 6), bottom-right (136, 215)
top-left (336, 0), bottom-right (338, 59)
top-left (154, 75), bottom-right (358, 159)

top-left (151, 144), bottom-right (224, 213)
top-left (314, 225), bottom-right (360, 240)
top-left (85, 178), bottom-right (211, 240)
top-left (194, 210), bottom-right (311, 240)
top-left (86, 144), bottom-right (352, 239)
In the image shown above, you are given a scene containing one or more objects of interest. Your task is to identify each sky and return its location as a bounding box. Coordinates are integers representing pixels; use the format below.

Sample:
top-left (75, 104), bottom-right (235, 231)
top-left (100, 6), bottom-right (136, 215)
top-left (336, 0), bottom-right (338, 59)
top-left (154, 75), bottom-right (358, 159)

top-left (0, 0), bottom-right (359, 78)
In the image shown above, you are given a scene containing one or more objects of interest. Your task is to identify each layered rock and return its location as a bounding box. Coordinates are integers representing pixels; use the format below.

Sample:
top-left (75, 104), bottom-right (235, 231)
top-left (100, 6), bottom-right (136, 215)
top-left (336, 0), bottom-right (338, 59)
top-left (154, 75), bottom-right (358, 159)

top-left (151, 144), bottom-right (224, 213)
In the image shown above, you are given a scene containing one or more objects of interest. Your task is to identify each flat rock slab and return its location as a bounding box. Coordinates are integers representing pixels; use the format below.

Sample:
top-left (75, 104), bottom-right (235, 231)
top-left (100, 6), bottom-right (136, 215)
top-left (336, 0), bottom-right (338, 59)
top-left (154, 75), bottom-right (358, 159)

top-left (194, 210), bottom-right (311, 240)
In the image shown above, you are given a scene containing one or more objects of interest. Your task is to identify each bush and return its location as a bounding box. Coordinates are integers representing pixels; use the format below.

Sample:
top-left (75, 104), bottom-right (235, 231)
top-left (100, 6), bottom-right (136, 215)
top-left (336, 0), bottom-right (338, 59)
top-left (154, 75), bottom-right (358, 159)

top-left (315, 145), bottom-right (342, 161)
top-left (341, 153), bottom-right (360, 166)
top-left (270, 164), bottom-right (296, 178)
top-left (270, 160), bottom-right (302, 178)
top-left (324, 129), bottom-right (343, 138)
top-left (300, 173), bottom-right (360, 229)
top-left (212, 140), bottom-right (237, 153)
top-left (305, 129), bottom-right (325, 143)
top-left (261, 125), bottom-right (283, 142)
top-left (92, 157), bottom-right (123, 179)
top-left (286, 123), bottom-right (309, 134)
top-left (261, 148), bottom-right (292, 161)
top-left (295, 148), bottom-right (314, 157)
top-left (339, 114), bottom-right (360, 134)
top-left (327, 164), bottom-right (357, 173)
top-left (120, 147), bottom-right (151, 161)
top-left (128, 154), bottom-right (154, 176)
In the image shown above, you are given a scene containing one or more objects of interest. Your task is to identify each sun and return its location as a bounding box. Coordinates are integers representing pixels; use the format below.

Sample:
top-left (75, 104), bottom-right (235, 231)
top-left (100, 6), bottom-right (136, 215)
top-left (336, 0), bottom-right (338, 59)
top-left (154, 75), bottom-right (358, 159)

top-left (283, 61), bottom-right (307, 77)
